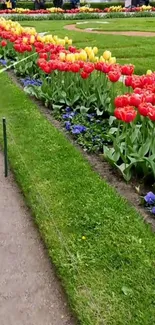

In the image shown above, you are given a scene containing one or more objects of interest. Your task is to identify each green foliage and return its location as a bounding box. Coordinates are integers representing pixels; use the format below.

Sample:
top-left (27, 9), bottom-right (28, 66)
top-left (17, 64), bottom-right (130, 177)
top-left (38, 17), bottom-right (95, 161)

top-left (104, 117), bottom-right (155, 181)
top-left (24, 72), bottom-right (113, 116)
top-left (0, 72), bottom-right (155, 325)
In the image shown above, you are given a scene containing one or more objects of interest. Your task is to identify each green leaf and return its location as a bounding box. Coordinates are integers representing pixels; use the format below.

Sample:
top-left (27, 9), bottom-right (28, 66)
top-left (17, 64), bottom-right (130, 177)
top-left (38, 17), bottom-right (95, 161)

top-left (109, 116), bottom-right (116, 126)
top-left (143, 157), bottom-right (155, 177)
top-left (122, 286), bottom-right (133, 296)
top-left (109, 127), bottom-right (118, 135)
top-left (96, 107), bottom-right (103, 116)
top-left (138, 137), bottom-right (150, 157)
top-left (80, 106), bottom-right (90, 114)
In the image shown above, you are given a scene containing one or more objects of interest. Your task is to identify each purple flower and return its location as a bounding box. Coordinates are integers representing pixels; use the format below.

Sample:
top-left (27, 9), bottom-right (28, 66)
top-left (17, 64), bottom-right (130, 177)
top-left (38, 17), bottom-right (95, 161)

top-left (62, 112), bottom-right (76, 120)
top-left (0, 59), bottom-right (7, 66)
top-left (144, 192), bottom-right (155, 205)
top-left (65, 107), bottom-right (72, 112)
top-left (72, 124), bottom-right (86, 135)
top-left (62, 113), bottom-right (72, 119)
top-left (20, 77), bottom-right (42, 87)
top-left (151, 207), bottom-right (155, 214)
top-left (65, 121), bottom-right (71, 131)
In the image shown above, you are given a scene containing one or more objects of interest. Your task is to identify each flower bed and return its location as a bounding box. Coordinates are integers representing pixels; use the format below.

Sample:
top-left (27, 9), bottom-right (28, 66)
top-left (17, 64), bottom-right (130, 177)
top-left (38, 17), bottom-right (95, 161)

top-left (0, 7), bottom-right (104, 15)
top-left (104, 5), bottom-right (154, 12)
top-left (1, 17), bottom-right (155, 191)
top-left (0, 5), bottom-right (154, 15)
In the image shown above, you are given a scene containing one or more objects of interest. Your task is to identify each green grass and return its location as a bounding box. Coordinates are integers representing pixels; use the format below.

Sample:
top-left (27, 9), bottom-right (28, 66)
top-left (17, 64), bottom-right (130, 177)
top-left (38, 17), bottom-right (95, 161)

top-left (76, 17), bottom-right (155, 32)
top-left (1, 72), bottom-right (155, 325)
top-left (20, 19), bottom-right (155, 74)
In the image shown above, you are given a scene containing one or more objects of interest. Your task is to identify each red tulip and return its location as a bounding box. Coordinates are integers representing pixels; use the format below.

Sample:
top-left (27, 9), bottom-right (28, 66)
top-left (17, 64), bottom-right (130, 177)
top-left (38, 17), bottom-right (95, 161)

top-left (83, 63), bottom-right (95, 74)
top-left (143, 92), bottom-right (154, 104)
top-left (70, 63), bottom-right (80, 73)
top-left (114, 106), bottom-right (137, 123)
top-left (125, 76), bottom-right (133, 87)
top-left (114, 95), bottom-right (129, 108)
top-left (129, 93), bottom-right (142, 107)
top-left (134, 87), bottom-right (143, 94)
top-left (108, 70), bottom-right (121, 83)
top-left (80, 71), bottom-right (90, 79)
top-left (148, 108), bottom-right (155, 121)
top-left (39, 52), bottom-right (48, 60)
top-left (121, 64), bottom-right (134, 76)
top-left (138, 102), bottom-right (152, 117)
top-left (102, 63), bottom-right (112, 74)
top-left (1, 40), bottom-right (7, 47)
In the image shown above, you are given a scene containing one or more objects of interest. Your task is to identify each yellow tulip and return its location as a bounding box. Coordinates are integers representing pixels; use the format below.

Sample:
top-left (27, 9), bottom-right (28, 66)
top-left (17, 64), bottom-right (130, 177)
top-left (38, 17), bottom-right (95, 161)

top-left (94, 56), bottom-right (99, 62)
top-left (68, 39), bottom-right (72, 45)
top-left (89, 52), bottom-right (95, 62)
top-left (59, 52), bottom-right (66, 61)
top-left (70, 53), bottom-right (75, 62)
top-left (53, 35), bottom-right (58, 41)
top-left (147, 69), bottom-right (152, 75)
top-left (75, 53), bottom-right (79, 60)
top-left (60, 39), bottom-right (65, 46)
top-left (103, 50), bottom-right (111, 60)
top-left (30, 35), bottom-right (35, 44)
top-left (93, 47), bottom-right (98, 55)
top-left (99, 56), bottom-right (105, 62)
top-left (79, 50), bottom-right (87, 61)
top-left (85, 46), bottom-right (89, 53)
top-left (37, 35), bottom-right (42, 42)
top-left (22, 37), bottom-right (28, 44)
top-left (109, 57), bottom-right (116, 64)
top-left (66, 54), bottom-right (75, 62)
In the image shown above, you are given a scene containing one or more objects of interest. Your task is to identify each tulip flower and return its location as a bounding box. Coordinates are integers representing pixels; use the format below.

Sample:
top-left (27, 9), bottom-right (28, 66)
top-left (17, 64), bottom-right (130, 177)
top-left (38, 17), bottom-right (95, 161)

top-left (114, 106), bottom-right (137, 123)
top-left (1, 40), bottom-right (7, 47)
top-left (148, 107), bottom-right (155, 121)
top-left (138, 102), bottom-right (152, 117)
top-left (80, 71), bottom-right (89, 79)
top-left (103, 50), bottom-right (111, 60)
top-left (108, 70), bottom-right (121, 83)
top-left (114, 95), bottom-right (130, 108)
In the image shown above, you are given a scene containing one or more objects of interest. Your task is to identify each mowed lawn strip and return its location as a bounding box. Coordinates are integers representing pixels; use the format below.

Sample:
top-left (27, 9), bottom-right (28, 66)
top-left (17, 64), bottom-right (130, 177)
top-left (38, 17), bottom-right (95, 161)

top-left (21, 19), bottom-right (155, 74)
top-left (0, 73), bottom-right (155, 325)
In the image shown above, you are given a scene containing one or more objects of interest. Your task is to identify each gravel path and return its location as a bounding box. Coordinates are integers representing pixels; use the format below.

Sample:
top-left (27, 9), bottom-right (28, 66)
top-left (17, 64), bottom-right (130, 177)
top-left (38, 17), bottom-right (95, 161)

top-left (0, 151), bottom-right (75, 325)
top-left (65, 24), bottom-right (155, 37)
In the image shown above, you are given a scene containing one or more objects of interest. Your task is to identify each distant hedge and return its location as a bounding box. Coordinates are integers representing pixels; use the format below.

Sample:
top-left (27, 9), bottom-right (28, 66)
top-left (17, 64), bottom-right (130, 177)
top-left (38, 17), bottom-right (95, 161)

top-left (16, 2), bottom-right (124, 9)
top-left (0, 1), bottom-right (154, 10)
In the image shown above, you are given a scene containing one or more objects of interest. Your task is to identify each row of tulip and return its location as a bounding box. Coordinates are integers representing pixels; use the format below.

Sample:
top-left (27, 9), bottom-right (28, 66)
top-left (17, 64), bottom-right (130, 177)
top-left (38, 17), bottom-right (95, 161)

top-left (0, 7), bottom-right (103, 15)
top-left (0, 5), bottom-right (153, 15)
top-left (104, 72), bottom-right (155, 181)
top-left (104, 5), bottom-right (153, 12)
top-left (0, 18), bottom-right (154, 182)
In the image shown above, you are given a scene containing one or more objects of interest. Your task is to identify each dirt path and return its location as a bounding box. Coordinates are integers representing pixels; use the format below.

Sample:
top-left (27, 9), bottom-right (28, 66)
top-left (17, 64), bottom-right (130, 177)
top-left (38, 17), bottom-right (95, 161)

top-left (65, 24), bottom-right (155, 37)
top-left (0, 151), bottom-right (75, 325)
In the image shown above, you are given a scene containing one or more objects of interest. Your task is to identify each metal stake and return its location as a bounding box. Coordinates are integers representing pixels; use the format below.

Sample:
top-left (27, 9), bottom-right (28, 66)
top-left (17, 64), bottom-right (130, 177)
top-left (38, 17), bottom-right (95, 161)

top-left (2, 117), bottom-right (8, 177)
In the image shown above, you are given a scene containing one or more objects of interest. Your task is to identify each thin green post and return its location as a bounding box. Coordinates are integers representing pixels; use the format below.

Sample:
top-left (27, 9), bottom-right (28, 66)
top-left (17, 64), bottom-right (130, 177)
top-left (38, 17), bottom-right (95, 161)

top-left (3, 117), bottom-right (8, 177)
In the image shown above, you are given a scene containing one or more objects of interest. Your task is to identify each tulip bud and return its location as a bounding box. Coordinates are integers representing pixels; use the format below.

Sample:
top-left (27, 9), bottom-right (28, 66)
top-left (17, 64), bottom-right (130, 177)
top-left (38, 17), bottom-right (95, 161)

top-left (93, 47), bottom-right (98, 55)
top-left (30, 35), bottom-right (35, 44)
top-left (103, 50), bottom-right (111, 60)
top-left (109, 57), bottom-right (116, 64)
top-left (22, 37), bottom-right (28, 44)
top-left (68, 39), bottom-right (72, 45)
top-left (59, 52), bottom-right (66, 61)
top-left (99, 56), bottom-right (105, 62)
top-left (146, 69), bottom-right (152, 75)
